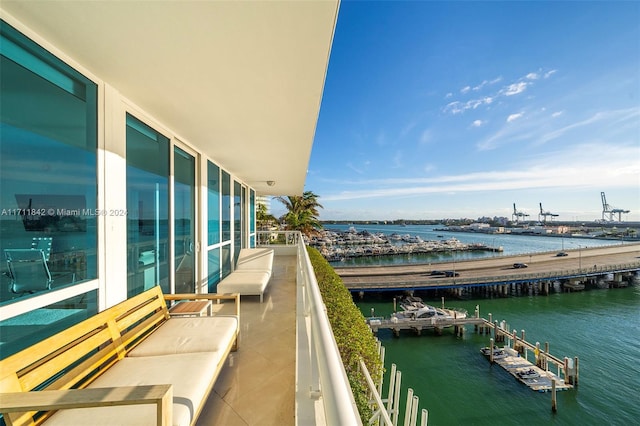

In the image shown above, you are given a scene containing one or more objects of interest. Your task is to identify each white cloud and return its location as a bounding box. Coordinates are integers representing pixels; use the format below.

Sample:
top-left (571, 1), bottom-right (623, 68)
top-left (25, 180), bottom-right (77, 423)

top-left (346, 162), bottom-right (364, 174)
top-left (443, 71), bottom-right (549, 115)
top-left (507, 113), bottom-right (524, 122)
top-left (444, 97), bottom-right (494, 114)
top-left (472, 120), bottom-right (484, 127)
top-left (551, 111), bottom-right (563, 118)
top-left (544, 69), bottom-right (557, 78)
top-left (502, 82), bottom-right (529, 96)
top-left (322, 142), bottom-right (640, 202)
top-left (534, 108), bottom-right (639, 146)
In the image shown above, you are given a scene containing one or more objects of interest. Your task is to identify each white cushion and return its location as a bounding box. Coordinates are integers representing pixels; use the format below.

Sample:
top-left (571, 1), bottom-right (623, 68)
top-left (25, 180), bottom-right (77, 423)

top-left (236, 249), bottom-right (274, 273)
top-left (128, 316), bottom-right (238, 357)
top-left (237, 248), bottom-right (273, 264)
top-left (217, 271), bottom-right (270, 294)
top-left (45, 352), bottom-right (222, 426)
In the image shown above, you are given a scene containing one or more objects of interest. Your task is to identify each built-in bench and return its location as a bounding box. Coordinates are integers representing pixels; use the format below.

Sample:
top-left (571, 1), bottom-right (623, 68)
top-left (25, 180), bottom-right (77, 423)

top-left (217, 248), bottom-right (274, 302)
top-left (0, 286), bottom-right (240, 426)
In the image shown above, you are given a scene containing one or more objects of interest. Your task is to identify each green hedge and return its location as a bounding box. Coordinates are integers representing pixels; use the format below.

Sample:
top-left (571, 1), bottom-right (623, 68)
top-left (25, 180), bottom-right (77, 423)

top-left (306, 246), bottom-right (383, 422)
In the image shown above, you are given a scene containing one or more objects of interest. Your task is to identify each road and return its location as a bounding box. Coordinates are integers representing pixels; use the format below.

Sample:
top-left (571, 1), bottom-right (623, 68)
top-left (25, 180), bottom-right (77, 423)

top-left (334, 243), bottom-right (640, 289)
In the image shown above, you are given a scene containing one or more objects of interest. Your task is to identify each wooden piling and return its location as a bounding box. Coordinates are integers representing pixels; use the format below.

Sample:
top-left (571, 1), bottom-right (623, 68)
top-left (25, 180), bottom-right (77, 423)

top-left (551, 379), bottom-right (557, 413)
top-left (489, 338), bottom-right (494, 363)
top-left (574, 357), bottom-right (579, 387)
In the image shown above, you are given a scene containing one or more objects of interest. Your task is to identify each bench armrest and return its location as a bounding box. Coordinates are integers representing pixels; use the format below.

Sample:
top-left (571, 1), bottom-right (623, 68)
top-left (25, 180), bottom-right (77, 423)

top-left (165, 293), bottom-right (240, 318)
top-left (0, 385), bottom-right (172, 426)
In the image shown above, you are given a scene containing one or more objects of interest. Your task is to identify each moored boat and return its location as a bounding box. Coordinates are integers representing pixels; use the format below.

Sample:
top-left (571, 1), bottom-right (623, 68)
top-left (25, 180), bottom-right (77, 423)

top-left (515, 368), bottom-right (540, 379)
top-left (480, 346), bottom-right (508, 359)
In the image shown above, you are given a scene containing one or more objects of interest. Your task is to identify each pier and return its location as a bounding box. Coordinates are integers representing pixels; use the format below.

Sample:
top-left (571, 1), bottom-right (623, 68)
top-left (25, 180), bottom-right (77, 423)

top-left (367, 308), bottom-right (579, 394)
top-left (483, 346), bottom-right (572, 393)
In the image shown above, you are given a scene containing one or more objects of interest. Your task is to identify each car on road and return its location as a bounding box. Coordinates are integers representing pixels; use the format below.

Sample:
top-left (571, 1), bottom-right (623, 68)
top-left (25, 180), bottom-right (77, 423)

top-left (513, 263), bottom-right (528, 268)
top-left (444, 271), bottom-right (460, 277)
top-left (555, 252), bottom-right (568, 257)
top-left (430, 270), bottom-right (446, 276)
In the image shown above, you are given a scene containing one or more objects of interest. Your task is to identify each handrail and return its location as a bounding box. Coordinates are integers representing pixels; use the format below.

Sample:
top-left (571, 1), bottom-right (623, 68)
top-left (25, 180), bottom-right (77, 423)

top-left (258, 231), bottom-right (362, 425)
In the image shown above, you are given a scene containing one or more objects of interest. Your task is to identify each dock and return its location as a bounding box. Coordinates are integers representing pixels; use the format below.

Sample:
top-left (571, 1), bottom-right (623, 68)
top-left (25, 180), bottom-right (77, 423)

top-left (367, 307), bottom-right (580, 393)
top-left (484, 347), bottom-right (572, 392)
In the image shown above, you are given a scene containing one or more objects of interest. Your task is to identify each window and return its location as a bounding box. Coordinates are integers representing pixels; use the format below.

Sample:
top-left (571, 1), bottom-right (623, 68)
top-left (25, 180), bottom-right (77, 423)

top-left (207, 161), bottom-right (220, 245)
top-left (249, 189), bottom-right (256, 247)
top-left (125, 114), bottom-right (169, 297)
top-left (207, 248), bottom-right (221, 292)
top-left (0, 291), bottom-right (97, 358)
top-left (173, 146), bottom-right (196, 294)
top-left (221, 170), bottom-right (231, 242)
top-left (0, 20), bottom-right (98, 305)
top-left (234, 180), bottom-right (242, 264)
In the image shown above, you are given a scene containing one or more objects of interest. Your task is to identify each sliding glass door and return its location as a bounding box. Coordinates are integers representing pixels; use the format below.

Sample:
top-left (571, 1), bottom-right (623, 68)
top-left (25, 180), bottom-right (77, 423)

top-left (173, 146), bottom-right (196, 293)
top-left (126, 115), bottom-right (169, 297)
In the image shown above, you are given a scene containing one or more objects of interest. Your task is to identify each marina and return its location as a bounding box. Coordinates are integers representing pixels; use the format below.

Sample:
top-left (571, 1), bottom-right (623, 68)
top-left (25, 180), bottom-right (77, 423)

top-left (309, 228), bottom-right (502, 262)
top-left (367, 299), bottom-right (578, 396)
top-left (356, 285), bottom-right (640, 425)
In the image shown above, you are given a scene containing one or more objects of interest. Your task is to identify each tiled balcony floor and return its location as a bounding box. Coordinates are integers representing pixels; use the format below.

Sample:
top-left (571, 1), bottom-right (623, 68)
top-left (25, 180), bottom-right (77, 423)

top-left (196, 255), bottom-right (297, 426)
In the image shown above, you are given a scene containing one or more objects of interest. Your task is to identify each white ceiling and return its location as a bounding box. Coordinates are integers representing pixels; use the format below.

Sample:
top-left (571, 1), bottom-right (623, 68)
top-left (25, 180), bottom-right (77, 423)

top-left (1, 1), bottom-right (339, 196)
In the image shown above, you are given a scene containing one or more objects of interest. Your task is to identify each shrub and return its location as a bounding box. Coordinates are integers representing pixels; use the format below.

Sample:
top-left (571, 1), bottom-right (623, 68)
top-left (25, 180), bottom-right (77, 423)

top-left (306, 246), bottom-right (383, 423)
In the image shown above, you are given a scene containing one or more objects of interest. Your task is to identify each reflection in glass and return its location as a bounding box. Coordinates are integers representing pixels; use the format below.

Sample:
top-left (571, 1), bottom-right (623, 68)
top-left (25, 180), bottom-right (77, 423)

top-left (207, 161), bottom-right (220, 246)
top-left (234, 181), bottom-right (242, 265)
top-left (126, 114), bottom-right (169, 297)
top-left (0, 21), bottom-right (97, 304)
top-left (221, 244), bottom-right (232, 280)
top-left (174, 147), bottom-right (196, 293)
top-left (222, 170), bottom-right (231, 242)
top-left (0, 290), bottom-right (97, 358)
top-left (207, 248), bottom-right (221, 292)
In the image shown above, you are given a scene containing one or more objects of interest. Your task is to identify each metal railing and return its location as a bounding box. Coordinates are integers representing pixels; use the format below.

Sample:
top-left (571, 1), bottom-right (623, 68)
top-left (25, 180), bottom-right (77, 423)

top-left (257, 231), bottom-right (362, 425)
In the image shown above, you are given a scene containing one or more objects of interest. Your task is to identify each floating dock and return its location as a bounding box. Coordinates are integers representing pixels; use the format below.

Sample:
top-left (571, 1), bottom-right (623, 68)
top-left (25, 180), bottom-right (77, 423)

top-left (484, 347), bottom-right (573, 392)
top-left (367, 306), bottom-right (580, 397)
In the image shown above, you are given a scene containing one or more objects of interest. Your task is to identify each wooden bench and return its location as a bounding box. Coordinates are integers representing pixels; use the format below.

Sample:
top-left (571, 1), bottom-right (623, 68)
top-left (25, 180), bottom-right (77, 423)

top-left (217, 248), bottom-right (274, 303)
top-left (0, 286), bottom-right (240, 426)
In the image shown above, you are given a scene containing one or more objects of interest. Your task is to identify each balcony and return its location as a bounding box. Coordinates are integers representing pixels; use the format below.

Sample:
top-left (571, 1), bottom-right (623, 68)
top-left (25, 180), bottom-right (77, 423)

top-left (195, 231), bottom-right (362, 425)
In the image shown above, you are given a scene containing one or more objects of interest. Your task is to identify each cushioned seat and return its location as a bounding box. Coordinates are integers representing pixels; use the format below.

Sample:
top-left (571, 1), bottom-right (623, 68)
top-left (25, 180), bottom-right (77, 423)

top-left (217, 270), bottom-right (270, 302)
top-left (45, 352), bottom-right (222, 426)
top-left (128, 316), bottom-right (238, 357)
top-left (235, 248), bottom-right (274, 276)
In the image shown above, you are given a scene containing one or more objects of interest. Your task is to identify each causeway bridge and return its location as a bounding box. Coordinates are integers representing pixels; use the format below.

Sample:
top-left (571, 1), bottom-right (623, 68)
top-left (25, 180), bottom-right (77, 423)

top-left (335, 243), bottom-right (640, 292)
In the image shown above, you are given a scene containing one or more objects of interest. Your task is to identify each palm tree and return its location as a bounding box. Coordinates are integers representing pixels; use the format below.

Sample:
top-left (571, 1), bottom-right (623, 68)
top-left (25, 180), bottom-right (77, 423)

top-left (256, 203), bottom-right (278, 230)
top-left (274, 191), bottom-right (323, 237)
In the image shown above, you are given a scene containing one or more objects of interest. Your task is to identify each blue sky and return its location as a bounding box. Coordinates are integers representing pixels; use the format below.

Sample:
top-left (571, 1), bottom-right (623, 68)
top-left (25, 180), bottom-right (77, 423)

top-left (284, 1), bottom-right (640, 222)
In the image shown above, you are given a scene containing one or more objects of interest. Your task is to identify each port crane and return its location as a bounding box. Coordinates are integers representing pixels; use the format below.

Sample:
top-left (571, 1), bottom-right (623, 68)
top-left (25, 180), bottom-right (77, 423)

top-left (538, 202), bottom-right (559, 223)
top-left (512, 203), bottom-right (530, 224)
top-left (601, 191), bottom-right (630, 222)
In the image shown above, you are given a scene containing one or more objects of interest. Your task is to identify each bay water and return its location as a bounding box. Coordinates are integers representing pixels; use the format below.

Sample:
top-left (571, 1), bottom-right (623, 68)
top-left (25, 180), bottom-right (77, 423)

top-left (325, 225), bottom-right (640, 425)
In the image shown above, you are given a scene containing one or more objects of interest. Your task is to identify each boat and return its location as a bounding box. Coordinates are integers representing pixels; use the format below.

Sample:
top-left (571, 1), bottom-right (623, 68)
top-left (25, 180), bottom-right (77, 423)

top-left (480, 346), bottom-right (508, 359)
top-left (515, 368), bottom-right (540, 379)
top-left (396, 295), bottom-right (467, 320)
top-left (397, 295), bottom-right (425, 311)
